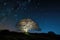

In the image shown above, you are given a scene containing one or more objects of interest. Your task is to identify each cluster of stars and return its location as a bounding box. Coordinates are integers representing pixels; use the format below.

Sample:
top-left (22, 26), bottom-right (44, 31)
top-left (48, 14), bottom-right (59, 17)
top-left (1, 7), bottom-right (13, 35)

top-left (0, 0), bottom-right (41, 31)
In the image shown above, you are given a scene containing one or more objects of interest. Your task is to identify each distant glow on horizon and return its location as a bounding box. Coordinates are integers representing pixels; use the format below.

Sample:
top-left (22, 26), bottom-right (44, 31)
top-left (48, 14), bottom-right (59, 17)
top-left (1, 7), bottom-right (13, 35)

top-left (17, 18), bottom-right (40, 33)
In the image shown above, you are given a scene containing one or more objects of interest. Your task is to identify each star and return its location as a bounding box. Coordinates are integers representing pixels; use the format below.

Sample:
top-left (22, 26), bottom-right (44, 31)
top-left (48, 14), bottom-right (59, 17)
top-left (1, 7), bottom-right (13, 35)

top-left (4, 2), bottom-right (7, 6)
top-left (37, 3), bottom-right (40, 6)
top-left (2, 13), bottom-right (5, 16)
top-left (11, 8), bottom-right (14, 10)
top-left (28, 0), bottom-right (31, 2)
top-left (35, 6), bottom-right (38, 8)
top-left (14, 14), bottom-right (18, 17)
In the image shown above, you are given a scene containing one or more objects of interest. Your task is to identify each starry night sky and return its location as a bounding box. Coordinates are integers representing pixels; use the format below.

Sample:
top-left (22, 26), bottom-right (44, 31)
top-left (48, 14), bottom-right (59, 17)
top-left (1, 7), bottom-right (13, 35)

top-left (0, 0), bottom-right (60, 34)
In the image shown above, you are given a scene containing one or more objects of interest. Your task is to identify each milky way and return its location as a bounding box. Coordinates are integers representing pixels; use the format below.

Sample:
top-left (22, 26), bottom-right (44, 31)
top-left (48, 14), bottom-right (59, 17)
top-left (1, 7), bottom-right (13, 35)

top-left (0, 0), bottom-right (41, 31)
top-left (0, 0), bottom-right (60, 34)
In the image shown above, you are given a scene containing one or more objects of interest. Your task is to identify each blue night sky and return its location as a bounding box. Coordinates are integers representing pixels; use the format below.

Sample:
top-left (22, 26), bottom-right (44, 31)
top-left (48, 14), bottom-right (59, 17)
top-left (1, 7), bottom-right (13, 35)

top-left (0, 0), bottom-right (60, 34)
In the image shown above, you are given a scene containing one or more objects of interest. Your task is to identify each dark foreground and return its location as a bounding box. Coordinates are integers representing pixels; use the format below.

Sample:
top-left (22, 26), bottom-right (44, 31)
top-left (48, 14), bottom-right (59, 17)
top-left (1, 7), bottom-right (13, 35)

top-left (0, 30), bottom-right (60, 40)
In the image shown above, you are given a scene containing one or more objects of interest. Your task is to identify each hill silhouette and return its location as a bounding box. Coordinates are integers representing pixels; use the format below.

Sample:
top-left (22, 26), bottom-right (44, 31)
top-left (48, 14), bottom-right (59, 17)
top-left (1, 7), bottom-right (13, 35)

top-left (0, 30), bottom-right (60, 40)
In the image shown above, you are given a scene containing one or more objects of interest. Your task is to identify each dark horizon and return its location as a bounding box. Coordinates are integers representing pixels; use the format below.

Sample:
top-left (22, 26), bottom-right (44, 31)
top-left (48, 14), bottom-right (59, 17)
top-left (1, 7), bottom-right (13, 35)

top-left (0, 29), bottom-right (60, 40)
